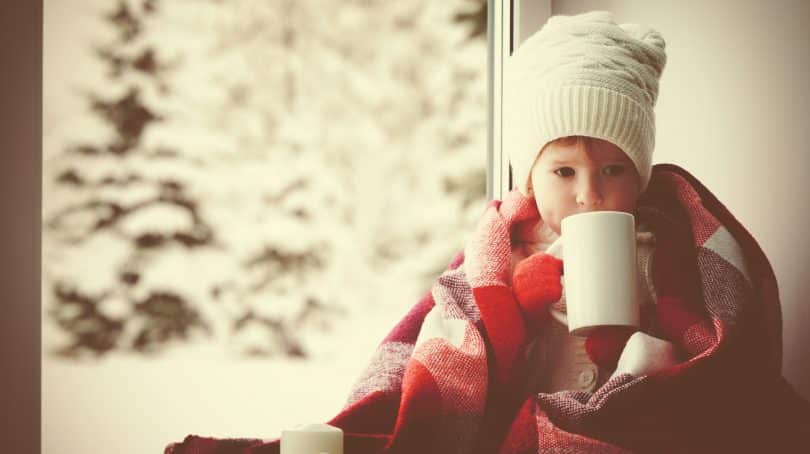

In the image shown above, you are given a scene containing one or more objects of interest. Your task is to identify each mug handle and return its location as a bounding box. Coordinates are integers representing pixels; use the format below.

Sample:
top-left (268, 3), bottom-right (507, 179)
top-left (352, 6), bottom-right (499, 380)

top-left (544, 236), bottom-right (568, 326)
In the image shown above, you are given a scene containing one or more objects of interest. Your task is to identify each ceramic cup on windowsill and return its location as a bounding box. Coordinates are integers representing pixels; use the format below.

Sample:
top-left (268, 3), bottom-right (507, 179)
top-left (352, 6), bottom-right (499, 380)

top-left (281, 423), bottom-right (343, 454)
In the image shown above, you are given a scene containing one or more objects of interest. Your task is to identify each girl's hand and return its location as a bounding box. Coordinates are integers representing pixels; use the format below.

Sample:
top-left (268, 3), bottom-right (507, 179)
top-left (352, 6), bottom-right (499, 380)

top-left (512, 252), bottom-right (564, 332)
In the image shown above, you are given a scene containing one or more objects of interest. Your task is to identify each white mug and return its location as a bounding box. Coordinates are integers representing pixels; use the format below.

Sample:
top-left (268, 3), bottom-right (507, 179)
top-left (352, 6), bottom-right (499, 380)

top-left (546, 211), bottom-right (640, 336)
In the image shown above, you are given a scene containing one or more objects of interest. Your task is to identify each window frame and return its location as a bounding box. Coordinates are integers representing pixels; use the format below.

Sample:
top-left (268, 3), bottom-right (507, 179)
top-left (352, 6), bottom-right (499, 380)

top-left (487, 0), bottom-right (551, 200)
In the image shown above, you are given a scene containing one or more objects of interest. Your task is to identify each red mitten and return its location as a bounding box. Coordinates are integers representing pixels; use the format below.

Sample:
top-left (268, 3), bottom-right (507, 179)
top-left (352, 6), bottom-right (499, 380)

top-left (584, 326), bottom-right (637, 371)
top-left (512, 252), bottom-right (564, 332)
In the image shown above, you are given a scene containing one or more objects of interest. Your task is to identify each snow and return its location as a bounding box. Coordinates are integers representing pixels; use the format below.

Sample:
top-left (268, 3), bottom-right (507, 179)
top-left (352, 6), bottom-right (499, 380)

top-left (42, 323), bottom-right (391, 453)
top-left (43, 0), bottom-right (487, 452)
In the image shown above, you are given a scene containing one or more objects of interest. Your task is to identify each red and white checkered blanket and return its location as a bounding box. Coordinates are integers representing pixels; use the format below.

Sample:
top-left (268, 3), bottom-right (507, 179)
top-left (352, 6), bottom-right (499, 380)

top-left (165, 164), bottom-right (809, 454)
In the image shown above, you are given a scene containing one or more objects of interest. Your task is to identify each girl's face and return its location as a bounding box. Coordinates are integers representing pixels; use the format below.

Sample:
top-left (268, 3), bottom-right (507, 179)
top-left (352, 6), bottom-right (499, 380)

top-left (529, 136), bottom-right (641, 235)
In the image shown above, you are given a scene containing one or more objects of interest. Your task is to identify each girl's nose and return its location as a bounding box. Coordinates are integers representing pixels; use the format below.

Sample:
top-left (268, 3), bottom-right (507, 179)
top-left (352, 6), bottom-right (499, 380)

top-left (576, 178), bottom-right (603, 207)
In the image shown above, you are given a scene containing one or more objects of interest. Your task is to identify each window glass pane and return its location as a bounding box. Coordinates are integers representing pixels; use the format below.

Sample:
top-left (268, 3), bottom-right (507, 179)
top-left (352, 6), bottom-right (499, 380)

top-left (42, 0), bottom-right (487, 452)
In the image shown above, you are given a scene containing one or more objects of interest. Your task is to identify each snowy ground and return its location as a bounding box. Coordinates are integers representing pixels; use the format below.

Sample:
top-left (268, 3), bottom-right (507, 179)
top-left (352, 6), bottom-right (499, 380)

top-left (42, 308), bottom-right (402, 453)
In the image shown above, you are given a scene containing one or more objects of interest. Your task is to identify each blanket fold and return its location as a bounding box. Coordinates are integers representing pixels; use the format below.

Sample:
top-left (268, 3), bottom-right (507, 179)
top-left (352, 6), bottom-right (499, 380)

top-left (165, 164), bottom-right (810, 454)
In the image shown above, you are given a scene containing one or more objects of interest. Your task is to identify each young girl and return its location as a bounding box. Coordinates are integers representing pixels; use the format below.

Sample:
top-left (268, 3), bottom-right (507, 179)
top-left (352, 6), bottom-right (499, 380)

top-left (503, 11), bottom-right (677, 395)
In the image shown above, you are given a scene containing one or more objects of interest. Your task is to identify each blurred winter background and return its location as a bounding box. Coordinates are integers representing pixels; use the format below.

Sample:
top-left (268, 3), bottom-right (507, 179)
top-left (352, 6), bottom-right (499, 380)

top-left (42, 0), bottom-right (487, 452)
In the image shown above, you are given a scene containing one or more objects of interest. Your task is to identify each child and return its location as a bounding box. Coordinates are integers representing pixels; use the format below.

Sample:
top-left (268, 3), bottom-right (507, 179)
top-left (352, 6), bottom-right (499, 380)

top-left (166, 11), bottom-right (810, 454)
top-left (503, 10), bottom-right (679, 395)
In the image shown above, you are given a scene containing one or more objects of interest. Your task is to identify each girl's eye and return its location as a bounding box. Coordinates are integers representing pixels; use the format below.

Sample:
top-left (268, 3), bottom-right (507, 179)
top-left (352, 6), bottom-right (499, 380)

top-left (554, 167), bottom-right (575, 178)
top-left (603, 165), bottom-right (625, 176)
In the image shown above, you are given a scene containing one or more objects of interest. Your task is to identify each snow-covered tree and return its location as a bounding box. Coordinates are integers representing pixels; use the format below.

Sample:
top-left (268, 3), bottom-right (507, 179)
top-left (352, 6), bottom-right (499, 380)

top-left (42, 0), bottom-right (487, 360)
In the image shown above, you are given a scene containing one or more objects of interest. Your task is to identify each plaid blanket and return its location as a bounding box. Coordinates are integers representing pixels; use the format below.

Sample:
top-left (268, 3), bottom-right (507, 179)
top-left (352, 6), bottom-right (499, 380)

top-left (165, 164), bottom-right (809, 453)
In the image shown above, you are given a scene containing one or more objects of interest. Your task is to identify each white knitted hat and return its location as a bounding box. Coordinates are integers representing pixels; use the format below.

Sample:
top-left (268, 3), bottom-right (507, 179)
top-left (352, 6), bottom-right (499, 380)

top-left (505, 11), bottom-right (667, 196)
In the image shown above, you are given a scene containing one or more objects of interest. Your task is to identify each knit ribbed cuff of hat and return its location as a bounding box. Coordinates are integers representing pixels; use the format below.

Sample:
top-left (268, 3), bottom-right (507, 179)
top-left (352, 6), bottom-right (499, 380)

top-left (511, 85), bottom-right (655, 197)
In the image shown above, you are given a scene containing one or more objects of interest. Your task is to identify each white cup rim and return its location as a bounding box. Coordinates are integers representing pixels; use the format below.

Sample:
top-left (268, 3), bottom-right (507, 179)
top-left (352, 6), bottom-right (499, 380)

top-left (561, 210), bottom-right (634, 225)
